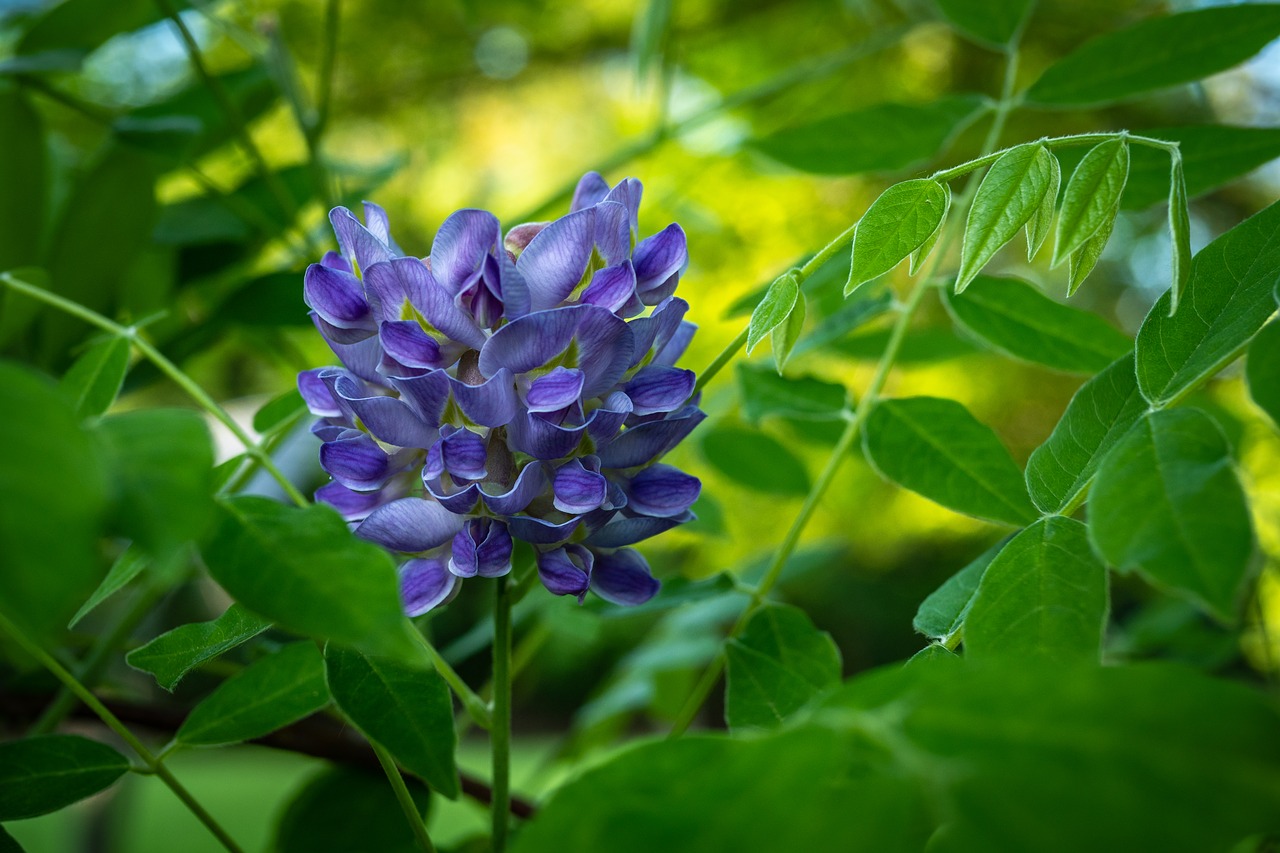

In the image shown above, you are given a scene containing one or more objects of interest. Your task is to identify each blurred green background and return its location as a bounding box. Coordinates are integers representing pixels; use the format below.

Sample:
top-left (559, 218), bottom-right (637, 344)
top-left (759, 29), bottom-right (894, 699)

top-left (3, 0), bottom-right (1279, 848)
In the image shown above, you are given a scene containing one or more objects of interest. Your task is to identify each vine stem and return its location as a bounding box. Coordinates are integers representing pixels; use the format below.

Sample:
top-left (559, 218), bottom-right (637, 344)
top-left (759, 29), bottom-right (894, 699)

top-left (372, 741), bottom-right (437, 853)
top-left (930, 131), bottom-right (1179, 183)
top-left (490, 575), bottom-right (514, 853)
top-left (0, 609), bottom-right (246, 853)
top-left (0, 273), bottom-right (309, 509)
top-left (668, 37), bottom-right (1025, 738)
top-left (410, 629), bottom-right (493, 729)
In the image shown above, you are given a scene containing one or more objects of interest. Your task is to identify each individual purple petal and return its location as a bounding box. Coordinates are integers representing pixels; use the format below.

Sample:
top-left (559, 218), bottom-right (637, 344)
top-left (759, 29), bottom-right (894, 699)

top-left (537, 544), bottom-right (594, 599)
top-left (507, 409), bottom-right (588, 460)
top-left (586, 392), bottom-right (634, 442)
top-left (356, 497), bottom-right (464, 553)
top-left (623, 366), bottom-right (696, 416)
top-left (320, 250), bottom-right (350, 272)
top-left (497, 246), bottom-right (530, 320)
top-left (311, 312), bottom-right (377, 346)
top-left (362, 201), bottom-right (402, 254)
top-left (526, 366), bottom-right (585, 413)
top-left (299, 368), bottom-right (342, 418)
top-left (573, 306), bottom-right (635, 397)
top-left (478, 461), bottom-right (547, 515)
top-left (506, 515), bottom-right (582, 545)
top-left (380, 320), bottom-right (446, 370)
top-left (626, 464), bottom-right (701, 518)
top-left (450, 518), bottom-right (513, 579)
top-left (633, 224), bottom-right (688, 300)
top-left (654, 320), bottom-right (697, 367)
top-left (319, 431), bottom-right (393, 490)
top-left (580, 261), bottom-right (637, 314)
top-left (604, 177), bottom-right (643, 235)
top-left (318, 326), bottom-right (384, 383)
top-left (304, 263), bottom-right (371, 328)
top-left (362, 258), bottom-right (430, 323)
top-left (400, 557), bottom-right (459, 616)
top-left (584, 512), bottom-right (690, 548)
top-left (316, 481), bottom-right (387, 522)
top-left (592, 200), bottom-right (631, 265)
top-left (595, 406), bottom-right (705, 468)
top-left (478, 305), bottom-right (581, 377)
top-left (504, 222), bottom-right (547, 256)
top-left (440, 426), bottom-right (488, 481)
top-left (553, 458), bottom-right (607, 514)
top-left (431, 209), bottom-right (501, 294)
top-left (516, 207), bottom-right (594, 311)
top-left (571, 172), bottom-right (611, 212)
top-left (327, 372), bottom-right (436, 448)
top-left (589, 548), bottom-right (660, 606)
top-left (330, 206), bottom-right (394, 273)
top-left (628, 297), bottom-right (688, 365)
top-left (449, 369), bottom-right (518, 428)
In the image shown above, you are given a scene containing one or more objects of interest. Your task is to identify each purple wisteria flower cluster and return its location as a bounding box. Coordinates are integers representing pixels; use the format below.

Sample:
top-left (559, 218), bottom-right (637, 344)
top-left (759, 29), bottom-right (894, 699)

top-left (298, 173), bottom-right (703, 614)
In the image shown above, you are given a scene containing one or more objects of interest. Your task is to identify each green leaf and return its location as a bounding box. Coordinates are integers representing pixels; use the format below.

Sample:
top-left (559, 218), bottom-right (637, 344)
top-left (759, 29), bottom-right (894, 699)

top-left (965, 517), bottom-right (1109, 664)
top-left (746, 272), bottom-right (799, 355)
top-left (1168, 155), bottom-right (1193, 315)
top-left (725, 604), bottom-right (841, 730)
top-left (737, 363), bottom-right (847, 423)
top-left (1066, 200), bottom-right (1118, 296)
top-left (324, 645), bottom-right (460, 798)
top-left (0, 363), bottom-right (106, 642)
top-left (933, 0), bottom-right (1034, 47)
top-left (273, 766), bottom-right (430, 853)
top-left (1027, 5), bottom-right (1280, 107)
top-left (252, 388), bottom-right (305, 434)
top-left (1119, 125), bottom-right (1280, 210)
top-left (1135, 198), bottom-right (1280, 407)
top-left (910, 183), bottom-right (951, 275)
top-left (793, 290), bottom-right (893, 357)
top-left (0, 825), bottom-right (23, 853)
top-left (59, 337), bottom-right (129, 420)
top-left (1053, 139), bottom-right (1129, 267)
top-left (68, 548), bottom-right (146, 629)
top-left (846, 179), bottom-right (949, 294)
top-left (771, 288), bottom-right (805, 373)
top-left (913, 538), bottom-right (1005, 645)
top-left (510, 726), bottom-right (933, 853)
top-left (126, 603), bottom-right (271, 691)
top-left (1246, 320), bottom-right (1280, 428)
top-left (862, 397), bottom-right (1037, 526)
top-left (699, 424), bottom-right (810, 496)
top-left (956, 144), bottom-right (1057, 292)
top-left (203, 497), bottom-right (418, 659)
top-left (95, 410), bottom-right (213, 556)
top-left (1024, 353), bottom-right (1146, 515)
top-left (177, 642), bottom-right (329, 746)
top-left (0, 87), bottom-right (45, 275)
top-left (0, 735), bottom-right (128, 820)
top-left (1024, 152), bottom-right (1060, 261)
top-left (17, 0), bottom-right (178, 56)
top-left (750, 95), bottom-right (986, 176)
top-left (1089, 409), bottom-right (1253, 622)
top-left (123, 65), bottom-right (277, 160)
top-left (943, 276), bottom-right (1131, 374)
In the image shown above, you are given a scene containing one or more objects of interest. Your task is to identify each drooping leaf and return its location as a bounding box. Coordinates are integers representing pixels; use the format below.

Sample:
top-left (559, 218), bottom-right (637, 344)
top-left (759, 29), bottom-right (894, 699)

top-left (956, 144), bottom-right (1057, 292)
top-left (910, 183), bottom-right (952, 274)
top-left (1066, 200), bottom-right (1118, 295)
top-left (273, 766), bottom-right (431, 853)
top-left (750, 96), bottom-right (986, 176)
top-left (912, 538), bottom-right (1005, 645)
top-left (943, 276), bottom-right (1131, 374)
top-left (126, 603), bottom-right (271, 691)
top-left (0, 735), bottom-right (128, 821)
top-left (725, 604), bottom-right (841, 730)
top-left (1024, 152), bottom-right (1060, 261)
top-left (1246, 320), bottom-right (1280, 428)
top-left (68, 548), bottom-right (146, 629)
top-left (1119, 125), bottom-right (1280, 210)
top-left (324, 645), bottom-right (459, 797)
top-left (965, 517), bottom-right (1109, 664)
top-left (0, 363), bottom-right (106, 642)
top-left (746, 272), bottom-right (798, 355)
top-left (771, 288), bottom-right (806, 373)
top-left (203, 497), bottom-right (417, 659)
top-left (933, 0), bottom-right (1035, 47)
top-left (1135, 198), bottom-right (1280, 407)
top-left (252, 388), bottom-right (305, 434)
top-left (737, 363), bottom-right (847, 423)
top-left (1088, 409), bottom-right (1253, 622)
top-left (177, 642), bottom-right (329, 746)
top-left (862, 397), bottom-right (1037, 526)
top-left (1024, 353), bottom-right (1146, 515)
top-left (846, 179), bottom-right (949, 294)
top-left (1025, 5), bottom-right (1280, 107)
top-left (699, 424), bottom-right (810, 496)
top-left (60, 337), bottom-right (130, 420)
top-left (95, 409), bottom-right (214, 557)
top-left (1168, 155), bottom-right (1193, 315)
top-left (1053, 139), bottom-right (1129, 266)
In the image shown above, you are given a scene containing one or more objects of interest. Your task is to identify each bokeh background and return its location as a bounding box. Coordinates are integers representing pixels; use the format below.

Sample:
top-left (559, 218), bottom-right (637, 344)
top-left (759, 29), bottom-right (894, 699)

top-left (2, 0), bottom-right (1279, 849)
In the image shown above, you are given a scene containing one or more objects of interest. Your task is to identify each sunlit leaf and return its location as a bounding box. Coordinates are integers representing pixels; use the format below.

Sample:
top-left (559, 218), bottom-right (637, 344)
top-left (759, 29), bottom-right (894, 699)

top-left (771, 288), bottom-right (806, 372)
top-left (910, 183), bottom-right (952, 274)
top-left (862, 397), bottom-right (1037, 526)
top-left (1024, 152), bottom-right (1060, 261)
top-left (846, 179), bottom-right (949, 294)
top-left (943, 276), bottom-right (1131, 374)
top-left (1135, 198), bottom-right (1280, 407)
top-left (1246, 320), bottom-right (1280, 428)
top-left (746, 272), bottom-right (798, 355)
top-left (956, 144), bottom-right (1056, 292)
top-left (913, 538), bottom-right (1005, 645)
top-left (177, 642), bottom-right (329, 746)
top-left (1089, 409), bottom-right (1253, 622)
top-left (1053, 139), bottom-right (1129, 267)
top-left (1066, 200), bottom-right (1118, 296)
top-left (737, 363), bottom-right (847, 423)
top-left (1168, 155), bottom-right (1192, 314)
top-left (60, 337), bottom-right (129, 420)
top-left (127, 603), bottom-right (271, 691)
top-left (0, 735), bottom-right (128, 820)
top-left (699, 424), bottom-right (810, 496)
top-left (725, 604), bottom-right (841, 730)
top-left (1025, 5), bottom-right (1280, 107)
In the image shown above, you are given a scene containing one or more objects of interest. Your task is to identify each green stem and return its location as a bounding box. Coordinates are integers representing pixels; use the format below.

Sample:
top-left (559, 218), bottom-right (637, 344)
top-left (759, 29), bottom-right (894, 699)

top-left (930, 131), bottom-right (1179, 183)
top-left (315, 0), bottom-right (341, 143)
top-left (371, 741), bottom-right (436, 853)
top-left (0, 610), bottom-right (245, 853)
top-left (0, 273), bottom-right (309, 508)
top-left (411, 629), bottom-right (492, 729)
top-left (491, 575), bottom-right (514, 853)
